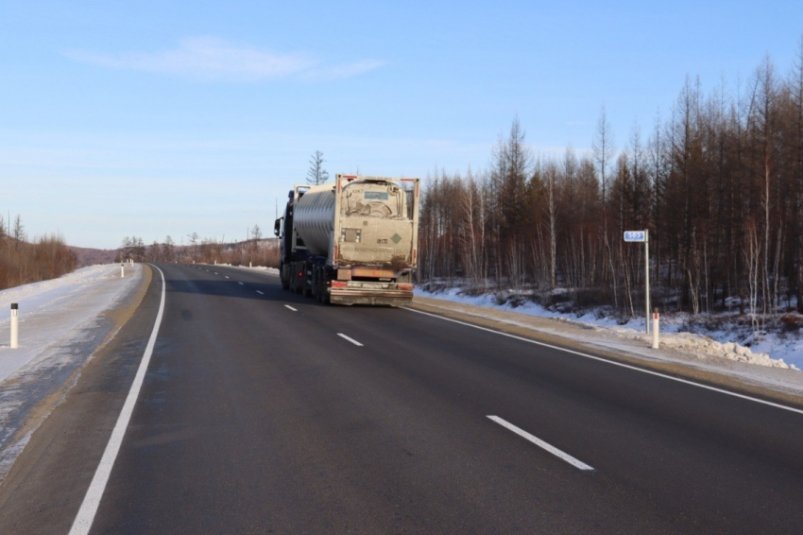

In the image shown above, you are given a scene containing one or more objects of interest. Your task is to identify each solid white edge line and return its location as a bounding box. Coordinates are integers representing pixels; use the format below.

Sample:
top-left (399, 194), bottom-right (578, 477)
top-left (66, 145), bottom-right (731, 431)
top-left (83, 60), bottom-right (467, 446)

top-left (487, 415), bottom-right (594, 471)
top-left (284, 304), bottom-right (298, 312)
top-left (402, 307), bottom-right (803, 417)
top-left (337, 333), bottom-right (364, 347)
top-left (69, 265), bottom-right (167, 535)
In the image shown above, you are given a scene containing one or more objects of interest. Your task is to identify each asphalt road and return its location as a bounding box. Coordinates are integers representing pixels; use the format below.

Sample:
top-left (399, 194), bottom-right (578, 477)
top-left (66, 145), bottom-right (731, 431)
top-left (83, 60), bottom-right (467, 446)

top-left (2, 263), bottom-right (803, 533)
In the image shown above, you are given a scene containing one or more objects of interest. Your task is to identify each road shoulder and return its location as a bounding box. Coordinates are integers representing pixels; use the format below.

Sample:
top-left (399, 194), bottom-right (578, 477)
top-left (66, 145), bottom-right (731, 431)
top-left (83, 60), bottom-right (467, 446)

top-left (0, 265), bottom-right (159, 534)
top-left (410, 296), bottom-right (803, 410)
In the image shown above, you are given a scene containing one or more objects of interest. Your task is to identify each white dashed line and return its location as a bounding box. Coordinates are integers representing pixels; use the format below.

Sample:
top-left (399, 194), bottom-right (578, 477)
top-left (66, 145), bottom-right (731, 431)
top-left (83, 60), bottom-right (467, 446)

top-left (487, 415), bottom-right (594, 471)
top-left (256, 290), bottom-right (264, 295)
top-left (284, 305), bottom-right (298, 312)
top-left (337, 333), bottom-right (364, 347)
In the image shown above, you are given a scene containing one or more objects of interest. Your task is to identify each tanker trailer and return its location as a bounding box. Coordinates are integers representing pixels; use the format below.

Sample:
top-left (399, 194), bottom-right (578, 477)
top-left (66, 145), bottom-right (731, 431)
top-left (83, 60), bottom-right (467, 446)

top-left (274, 174), bottom-right (420, 306)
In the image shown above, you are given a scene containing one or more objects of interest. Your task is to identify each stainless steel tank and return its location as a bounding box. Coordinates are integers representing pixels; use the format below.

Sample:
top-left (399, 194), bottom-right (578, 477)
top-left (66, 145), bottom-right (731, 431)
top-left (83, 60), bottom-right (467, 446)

top-left (294, 184), bottom-right (336, 257)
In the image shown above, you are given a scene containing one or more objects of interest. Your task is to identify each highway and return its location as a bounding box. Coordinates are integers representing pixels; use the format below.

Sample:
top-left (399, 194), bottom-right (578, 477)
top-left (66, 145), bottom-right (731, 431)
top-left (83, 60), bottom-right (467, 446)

top-left (1, 263), bottom-right (802, 533)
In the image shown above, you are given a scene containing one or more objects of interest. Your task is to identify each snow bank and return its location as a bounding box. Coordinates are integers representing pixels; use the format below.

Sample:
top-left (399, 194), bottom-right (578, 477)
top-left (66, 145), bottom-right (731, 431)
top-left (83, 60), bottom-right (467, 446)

top-left (218, 263), bottom-right (280, 276)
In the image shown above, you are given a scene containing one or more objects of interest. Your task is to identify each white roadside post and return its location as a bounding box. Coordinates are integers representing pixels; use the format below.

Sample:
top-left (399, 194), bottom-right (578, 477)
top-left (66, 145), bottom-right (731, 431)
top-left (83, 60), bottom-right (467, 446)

top-left (10, 303), bottom-right (19, 349)
top-left (652, 308), bottom-right (660, 349)
top-left (120, 263), bottom-right (125, 278)
top-left (624, 230), bottom-right (651, 335)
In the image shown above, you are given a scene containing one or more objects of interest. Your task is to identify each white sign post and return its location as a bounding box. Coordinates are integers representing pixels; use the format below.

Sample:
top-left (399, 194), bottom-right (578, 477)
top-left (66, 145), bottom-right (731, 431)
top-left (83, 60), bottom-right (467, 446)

top-left (624, 230), bottom-right (651, 335)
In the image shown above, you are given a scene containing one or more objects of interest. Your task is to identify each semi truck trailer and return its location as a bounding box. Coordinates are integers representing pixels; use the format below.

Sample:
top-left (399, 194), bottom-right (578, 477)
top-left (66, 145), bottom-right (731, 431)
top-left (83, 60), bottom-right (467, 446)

top-left (274, 174), bottom-right (420, 306)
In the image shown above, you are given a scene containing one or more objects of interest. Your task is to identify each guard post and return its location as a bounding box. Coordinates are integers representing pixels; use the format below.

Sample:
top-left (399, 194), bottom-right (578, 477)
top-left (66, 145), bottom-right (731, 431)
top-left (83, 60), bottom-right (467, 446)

top-left (651, 308), bottom-right (660, 349)
top-left (10, 303), bottom-right (19, 349)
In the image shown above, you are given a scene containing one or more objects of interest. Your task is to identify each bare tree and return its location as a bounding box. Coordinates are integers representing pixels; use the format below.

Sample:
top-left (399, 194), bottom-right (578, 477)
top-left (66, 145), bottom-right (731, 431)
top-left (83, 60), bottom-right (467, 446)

top-left (793, 37), bottom-right (803, 311)
top-left (248, 224), bottom-right (262, 265)
top-left (593, 108), bottom-right (618, 306)
top-left (307, 150), bottom-right (330, 185)
top-left (491, 119), bottom-right (532, 287)
top-left (161, 235), bottom-right (175, 263)
top-left (544, 161), bottom-right (558, 289)
top-left (13, 215), bottom-right (24, 249)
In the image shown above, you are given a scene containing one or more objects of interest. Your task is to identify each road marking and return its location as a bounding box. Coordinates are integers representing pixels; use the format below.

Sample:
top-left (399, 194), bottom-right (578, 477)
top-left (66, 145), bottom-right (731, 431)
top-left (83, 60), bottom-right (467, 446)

top-left (284, 305), bottom-right (298, 312)
top-left (70, 265), bottom-right (167, 535)
top-left (238, 281), bottom-right (244, 286)
top-left (337, 333), bottom-right (364, 347)
top-left (487, 415), bottom-right (594, 471)
top-left (214, 271), bottom-right (219, 275)
top-left (256, 290), bottom-right (265, 295)
top-left (404, 307), bottom-right (803, 417)
top-left (225, 275), bottom-right (230, 279)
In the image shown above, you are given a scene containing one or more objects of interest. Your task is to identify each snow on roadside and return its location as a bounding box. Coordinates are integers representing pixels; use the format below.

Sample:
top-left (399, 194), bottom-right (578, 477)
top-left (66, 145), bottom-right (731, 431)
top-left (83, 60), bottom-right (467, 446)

top-left (220, 263), bottom-right (280, 276)
top-left (0, 264), bottom-right (143, 480)
top-left (0, 264), bottom-right (143, 383)
top-left (416, 288), bottom-right (802, 372)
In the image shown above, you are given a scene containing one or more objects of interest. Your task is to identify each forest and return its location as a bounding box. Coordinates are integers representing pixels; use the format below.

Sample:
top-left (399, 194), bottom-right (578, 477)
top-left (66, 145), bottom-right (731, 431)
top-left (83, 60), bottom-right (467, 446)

top-left (0, 216), bottom-right (76, 290)
top-left (419, 49), bottom-right (803, 323)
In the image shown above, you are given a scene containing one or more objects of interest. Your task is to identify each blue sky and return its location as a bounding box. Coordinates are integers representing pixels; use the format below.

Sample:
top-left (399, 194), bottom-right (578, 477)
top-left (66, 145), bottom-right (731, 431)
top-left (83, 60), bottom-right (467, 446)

top-left (2, 1), bottom-right (801, 249)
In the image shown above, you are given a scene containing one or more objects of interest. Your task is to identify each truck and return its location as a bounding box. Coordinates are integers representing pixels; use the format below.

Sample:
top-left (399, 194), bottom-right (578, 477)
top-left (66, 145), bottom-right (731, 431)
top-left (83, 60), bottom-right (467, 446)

top-left (274, 174), bottom-right (420, 306)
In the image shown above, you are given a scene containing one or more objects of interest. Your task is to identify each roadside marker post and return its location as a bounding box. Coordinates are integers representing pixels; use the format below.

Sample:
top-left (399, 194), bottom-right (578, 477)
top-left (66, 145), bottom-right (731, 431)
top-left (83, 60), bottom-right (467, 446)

top-left (120, 263), bottom-right (125, 278)
top-left (10, 303), bottom-right (19, 349)
top-left (652, 309), bottom-right (660, 349)
top-left (624, 229), bottom-right (651, 335)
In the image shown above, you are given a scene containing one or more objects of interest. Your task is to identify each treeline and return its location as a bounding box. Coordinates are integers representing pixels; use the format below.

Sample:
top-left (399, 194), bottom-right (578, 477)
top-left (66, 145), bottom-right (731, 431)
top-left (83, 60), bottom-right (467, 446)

top-left (420, 49), bottom-right (803, 318)
top-left (0, 216), bottom-right (77, 290)
top-left (120, 228), bottom-right (279, 267)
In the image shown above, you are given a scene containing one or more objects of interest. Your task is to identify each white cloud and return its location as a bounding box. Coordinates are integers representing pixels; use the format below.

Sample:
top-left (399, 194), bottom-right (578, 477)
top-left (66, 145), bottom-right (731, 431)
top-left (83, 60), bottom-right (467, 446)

top-left (63, 37), bottom-right (383, 81)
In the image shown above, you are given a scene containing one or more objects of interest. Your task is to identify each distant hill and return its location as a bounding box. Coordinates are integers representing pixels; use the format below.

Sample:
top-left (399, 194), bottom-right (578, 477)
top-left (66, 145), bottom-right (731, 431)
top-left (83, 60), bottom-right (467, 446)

top-left (68, 237), bottom-right (280, 268)
top-left (69, 246), bottom-right (118, 267)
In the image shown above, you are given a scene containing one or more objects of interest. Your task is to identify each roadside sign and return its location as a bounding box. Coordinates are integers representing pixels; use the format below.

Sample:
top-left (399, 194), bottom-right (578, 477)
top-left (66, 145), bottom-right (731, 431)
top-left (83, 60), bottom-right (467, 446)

top-left (624, 230), bottom-right (647, 242)
top-left (623, 229), bottom-right (651, 335)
